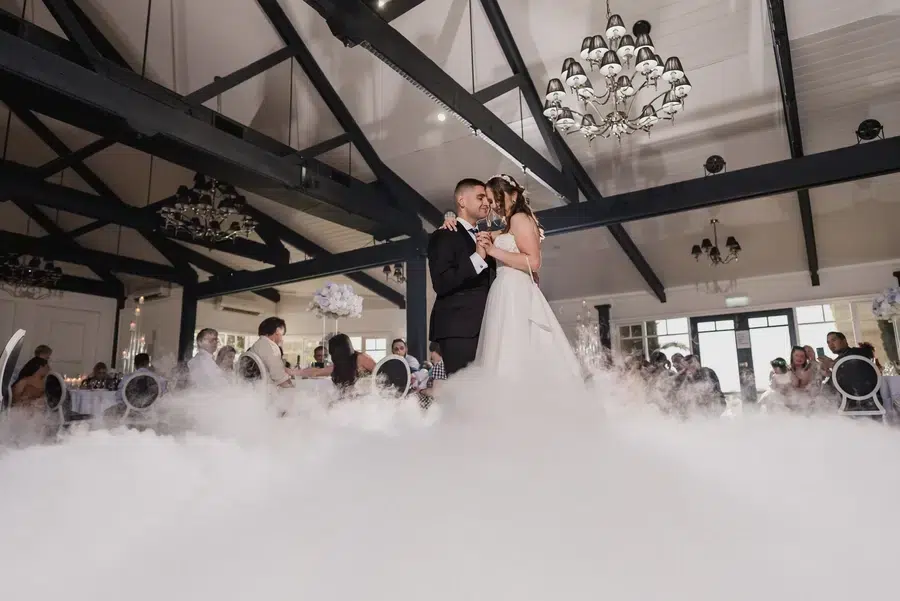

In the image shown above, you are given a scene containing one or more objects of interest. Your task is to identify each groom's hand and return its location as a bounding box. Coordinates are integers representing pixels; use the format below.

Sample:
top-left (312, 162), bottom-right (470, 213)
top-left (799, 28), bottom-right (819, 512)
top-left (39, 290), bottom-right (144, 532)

top-left (475, 234), bottom-right (489, 259)
top-left (476, 232), bottom-right (493, 257)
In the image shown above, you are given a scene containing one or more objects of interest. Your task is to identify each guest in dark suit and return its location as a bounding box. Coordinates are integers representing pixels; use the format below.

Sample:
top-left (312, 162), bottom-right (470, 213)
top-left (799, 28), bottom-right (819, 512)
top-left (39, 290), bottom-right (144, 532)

top-left (427, 178), bottom-right (494, 375)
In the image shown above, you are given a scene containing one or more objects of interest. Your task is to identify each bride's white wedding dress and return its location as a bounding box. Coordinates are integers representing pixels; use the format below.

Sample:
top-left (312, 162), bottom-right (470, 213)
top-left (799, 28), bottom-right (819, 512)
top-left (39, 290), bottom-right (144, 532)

top-left (475, 233), bottom-right (582, 378)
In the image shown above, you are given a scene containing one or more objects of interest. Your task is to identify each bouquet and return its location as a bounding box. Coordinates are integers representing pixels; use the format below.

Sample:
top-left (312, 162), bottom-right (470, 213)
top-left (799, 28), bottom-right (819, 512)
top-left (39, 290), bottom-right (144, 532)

top-left (872, 286), bottom-right (900, 320)
top-left (308, 282), bottom-right (363, 320)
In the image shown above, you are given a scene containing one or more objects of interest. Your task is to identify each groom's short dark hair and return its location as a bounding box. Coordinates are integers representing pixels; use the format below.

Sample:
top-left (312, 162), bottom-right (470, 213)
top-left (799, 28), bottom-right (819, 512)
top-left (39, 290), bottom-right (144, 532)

top-left (454, 178), bottom-right (485, 199)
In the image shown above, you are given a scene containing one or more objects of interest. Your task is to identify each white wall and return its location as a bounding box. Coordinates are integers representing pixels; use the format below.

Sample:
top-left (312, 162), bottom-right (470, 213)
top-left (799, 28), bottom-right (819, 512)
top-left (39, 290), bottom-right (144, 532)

top-left (0, 291), bottom-right (118, 376)
top-left (551, 259), bottom-right (900, 333)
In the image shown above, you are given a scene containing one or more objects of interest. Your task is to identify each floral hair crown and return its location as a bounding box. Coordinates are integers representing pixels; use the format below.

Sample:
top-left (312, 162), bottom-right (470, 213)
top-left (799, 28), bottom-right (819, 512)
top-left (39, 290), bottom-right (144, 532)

top-left (491, 173), bottom-right (521, 190)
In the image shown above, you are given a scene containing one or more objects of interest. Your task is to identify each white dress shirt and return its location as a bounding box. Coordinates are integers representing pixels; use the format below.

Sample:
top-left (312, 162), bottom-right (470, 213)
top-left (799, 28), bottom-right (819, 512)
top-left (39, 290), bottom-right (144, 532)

top-left (456, 217), bottom-right (489, 275)
top-left (248, 336), bottom-right (291, 386)
top-left (188, 348), bottom-right (225, 387)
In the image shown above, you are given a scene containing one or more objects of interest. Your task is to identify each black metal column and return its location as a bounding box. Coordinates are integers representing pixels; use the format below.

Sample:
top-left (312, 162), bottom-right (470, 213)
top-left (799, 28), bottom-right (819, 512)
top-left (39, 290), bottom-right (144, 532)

top-left (111, 296), bottom-right (124, 366)
top-left (595, 304), bottom-right (611, 350)
top-left (178, 284), bottom-right (199, 363)
top-left (405, 254), bottom-right (428, 363)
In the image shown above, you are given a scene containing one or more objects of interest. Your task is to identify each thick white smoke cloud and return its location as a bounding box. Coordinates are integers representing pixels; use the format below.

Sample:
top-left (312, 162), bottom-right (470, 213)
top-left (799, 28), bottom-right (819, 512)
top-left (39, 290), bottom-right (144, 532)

top-left (0, 367), bottom-right (897, 600)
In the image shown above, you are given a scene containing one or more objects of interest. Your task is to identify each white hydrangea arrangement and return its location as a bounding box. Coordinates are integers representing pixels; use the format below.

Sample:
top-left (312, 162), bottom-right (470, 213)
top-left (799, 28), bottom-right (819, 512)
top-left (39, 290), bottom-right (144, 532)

top-left (872, 286), bottom-right (900, 320)
top-left (308, 282), bottom-right (363, 320)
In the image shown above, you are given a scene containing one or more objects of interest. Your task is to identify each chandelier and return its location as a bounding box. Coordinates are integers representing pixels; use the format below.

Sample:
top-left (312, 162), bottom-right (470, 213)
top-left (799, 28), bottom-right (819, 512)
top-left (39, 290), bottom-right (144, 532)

top-left (542, 1), bottom-right (691, 142)
top-left (158, 173), bottom-right (257, 243)
top-left (0, 253), bottom-right (63, 300)
top-left (691, 219), bottom-right (740, 265)
top-left (383, 263), bottom-right (406, 284)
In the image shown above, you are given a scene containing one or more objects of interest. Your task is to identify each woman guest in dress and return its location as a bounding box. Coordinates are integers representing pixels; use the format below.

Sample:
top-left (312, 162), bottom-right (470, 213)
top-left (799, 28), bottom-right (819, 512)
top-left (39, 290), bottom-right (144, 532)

top-left (216, 345), bottom-right (236, 372)
top-left (296, 334), bottom-right (376, 394)
top-left (11, 357), bottom-right (50, 414)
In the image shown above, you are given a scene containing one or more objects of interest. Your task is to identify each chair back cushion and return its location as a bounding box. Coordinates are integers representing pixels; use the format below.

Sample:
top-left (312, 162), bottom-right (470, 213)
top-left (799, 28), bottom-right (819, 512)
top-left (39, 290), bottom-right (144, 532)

top-left (372, 354), bottom-right (411, 396)
top-left (833, 355), bottom-right (881, 400)
top-left (45, 372), bottom-right (67, 411)
top-left (122, 373), bottom-right (162, 411)
top-left (237, 351), bottom-right (267, 383)
top-left (0, 329), bottom-right (26, 412)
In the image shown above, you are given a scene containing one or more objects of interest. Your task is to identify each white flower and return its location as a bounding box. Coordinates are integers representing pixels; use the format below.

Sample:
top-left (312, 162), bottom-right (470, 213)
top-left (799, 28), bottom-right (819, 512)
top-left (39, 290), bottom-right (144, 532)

top-left (307, 282), bottom-right (363, 319)
top-left (872, 286), bottom-right (900, 320)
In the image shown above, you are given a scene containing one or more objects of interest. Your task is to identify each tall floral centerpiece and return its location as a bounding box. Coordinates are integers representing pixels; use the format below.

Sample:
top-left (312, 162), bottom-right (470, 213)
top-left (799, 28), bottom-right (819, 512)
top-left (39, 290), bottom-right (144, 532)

top-left (872, 285), bottom-right (900, 374)
top-left (308, 283), bottom-right (363, 344)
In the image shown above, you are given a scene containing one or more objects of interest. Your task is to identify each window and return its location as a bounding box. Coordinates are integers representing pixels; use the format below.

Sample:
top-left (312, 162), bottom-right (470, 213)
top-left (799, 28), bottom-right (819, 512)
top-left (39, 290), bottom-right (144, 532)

top-left (795, 303), bottom-right (852, 359)
top-left (646, 318), bottom-right (691, 361)
top-left (617, 317), bottom-right (691, 360)
top-left (618, 325), bottom-right (645, 357)
top-left (365, 338), bottom-right (388, 362)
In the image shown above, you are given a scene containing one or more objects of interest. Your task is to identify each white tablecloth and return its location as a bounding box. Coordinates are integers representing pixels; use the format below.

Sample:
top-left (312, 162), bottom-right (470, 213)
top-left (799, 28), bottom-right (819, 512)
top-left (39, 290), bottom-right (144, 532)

top-left (69, 389), bottom-right (120, 416)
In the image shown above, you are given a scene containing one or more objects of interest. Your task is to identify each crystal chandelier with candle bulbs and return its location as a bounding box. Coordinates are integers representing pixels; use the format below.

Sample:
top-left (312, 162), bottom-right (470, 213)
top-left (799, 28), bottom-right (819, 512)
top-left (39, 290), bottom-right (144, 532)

top-left (158, 173), bottom-right (257, 243)
top-left (383, 263), bottom-right (406, 284)
top-left (543, 0), bottom-right (691, 142)
top-left (0, 253), bottom-right (63, 300)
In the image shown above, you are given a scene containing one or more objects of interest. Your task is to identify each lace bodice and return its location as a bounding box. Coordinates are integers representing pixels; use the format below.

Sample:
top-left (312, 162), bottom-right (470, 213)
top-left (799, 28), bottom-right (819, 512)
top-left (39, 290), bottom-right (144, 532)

top-left (494, 233), bottom-right (519, 254)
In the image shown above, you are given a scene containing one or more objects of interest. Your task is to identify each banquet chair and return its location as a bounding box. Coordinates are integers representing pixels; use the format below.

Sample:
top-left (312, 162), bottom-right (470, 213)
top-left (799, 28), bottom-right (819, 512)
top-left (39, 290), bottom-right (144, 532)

top-left (237, 351), bottom-right (268, 385)
top-left (0, 329), bottom-right (26, 414)
top-left (45, 372), bottom-right (92, 432)
top-left (833, 355), bottom-right (885, 419)
top-left (371, 354), bottom-right (412, 397)
top-left (119, 372), bottom-right (165, 422)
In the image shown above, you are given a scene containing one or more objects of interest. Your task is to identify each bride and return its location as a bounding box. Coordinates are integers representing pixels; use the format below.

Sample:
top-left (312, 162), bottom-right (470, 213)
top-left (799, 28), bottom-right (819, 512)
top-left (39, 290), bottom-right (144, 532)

top-left (443, 174), bottom-right (582, 379)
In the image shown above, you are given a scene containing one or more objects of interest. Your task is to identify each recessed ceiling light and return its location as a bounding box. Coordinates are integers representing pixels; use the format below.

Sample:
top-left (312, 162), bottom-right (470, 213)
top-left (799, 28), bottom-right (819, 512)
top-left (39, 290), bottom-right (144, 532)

top-left (377, 0), bottom-right (387, 7)
top-left (437, 112), bottom-right (446, 122)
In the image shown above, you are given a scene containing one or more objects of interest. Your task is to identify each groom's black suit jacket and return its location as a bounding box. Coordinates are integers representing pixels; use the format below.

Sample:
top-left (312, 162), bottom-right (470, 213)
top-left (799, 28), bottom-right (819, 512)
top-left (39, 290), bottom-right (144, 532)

top-left (427, 226), bottom-right (495, 341)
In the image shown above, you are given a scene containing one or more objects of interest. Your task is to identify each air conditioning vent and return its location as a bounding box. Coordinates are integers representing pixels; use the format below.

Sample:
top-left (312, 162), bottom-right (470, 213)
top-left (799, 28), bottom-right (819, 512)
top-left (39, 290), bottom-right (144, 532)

top-left (220, 305), bottom-right (260, 317)
top-left (214, 297), bottom-right (261, 316)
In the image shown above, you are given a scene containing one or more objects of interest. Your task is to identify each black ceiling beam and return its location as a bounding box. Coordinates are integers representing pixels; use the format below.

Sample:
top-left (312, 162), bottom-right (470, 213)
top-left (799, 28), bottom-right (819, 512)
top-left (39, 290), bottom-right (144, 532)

top-left (305, 0), bottom-right (573, 201)
top-left (35, 138), bottom-right (116, 179)
top-left (0, 230), bottom-right (182, 281)
top-left (376, 0), bottom-right (429, 23)
top-left (297, 133), bottom-right (351, 159)
top-left (256, 0), bottom-right (442, 228)
top-left (3, 101), bottom-right (213, 275)
top-left (536, 135), bottom-right (900, 235)
top-left (185, 47), bottom-right (296, 104)
top-left (40, 0), bottom-right (130, 69)
top-left (12, 201), bottom-right (123, 295)
top-left (472, 74), bottom-right (524, 103)
top-left (51, 274), bottom-right (123, 299)
top-left (174, 245), bottom-right (281, 304)
top-left (243, 205), bottom-right (406, 308)
top-left (478, 0), bottom-right (664, 302)
top-left (195, 237), bottom-right (421, 299)
top-left (767, 0), bottom-right (819, 287)
top-left (0, 14), bottom-right (416, 239)
top-left (0, 161), bottom-right (286, 266)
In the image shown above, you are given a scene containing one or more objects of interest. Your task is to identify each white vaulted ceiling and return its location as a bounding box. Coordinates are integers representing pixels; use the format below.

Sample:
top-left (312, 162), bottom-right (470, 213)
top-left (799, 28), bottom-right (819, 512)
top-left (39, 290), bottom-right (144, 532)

top-left (0, 0), bottom-right (898, 304)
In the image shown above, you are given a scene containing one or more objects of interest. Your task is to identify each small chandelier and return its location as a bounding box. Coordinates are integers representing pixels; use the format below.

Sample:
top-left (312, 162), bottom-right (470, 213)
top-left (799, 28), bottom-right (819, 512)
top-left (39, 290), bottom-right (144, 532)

top-left (542, 1), bottom-right (690, 142)
top-left (692, 219), bottom-right (740, 265)
top-left (158, 173), bottom-right (257, 242)
top-left (0, 254), bottom-right (63, 300)
top-left (383, 263), bottom-right (406, 284)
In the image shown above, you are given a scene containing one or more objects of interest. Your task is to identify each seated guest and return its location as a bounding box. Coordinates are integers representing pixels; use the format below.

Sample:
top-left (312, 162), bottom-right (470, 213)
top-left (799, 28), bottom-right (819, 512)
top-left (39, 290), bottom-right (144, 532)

top-left (789, 346), bottom-right (815, 391)
top-left (671, 353), bottom-right (686, 374)
top-left (10, 344), bottom-right (53, 384)
top-left (11, 357), bottom-right (50, 413)
top-left (188, 328), bottom-right (225, 387)
top-left (311, 345), bottom-right (328, 369)
top-left (417, 342), bottom-right (447, 408)
top-left (117, 353), bottom-right (166, 399)
top-left (81, 362), bottom-right (109, 388)
top-left (674, 355), bottom-right (725, 412)
top-left (216, 345), bottom-right (236, 372)
top-left (296, 333), bottom-right (376, 393)
top-left (820, 331), bottom-right (882, 411)
top-left (391, 338), bottom-right (421, 371)
top-left (248, 317), bottom-right (298, 388)
top-left (759, 357), bottom-right (791, 412)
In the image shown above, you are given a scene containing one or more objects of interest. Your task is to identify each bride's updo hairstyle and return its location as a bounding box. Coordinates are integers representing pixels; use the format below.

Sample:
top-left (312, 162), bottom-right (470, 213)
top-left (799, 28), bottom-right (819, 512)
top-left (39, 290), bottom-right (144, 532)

top-left (486, 173), bottom-right (544, 240)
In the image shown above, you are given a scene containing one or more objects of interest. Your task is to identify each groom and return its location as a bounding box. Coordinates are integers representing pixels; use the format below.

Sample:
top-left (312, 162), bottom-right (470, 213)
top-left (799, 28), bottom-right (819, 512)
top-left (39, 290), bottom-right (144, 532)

top-left (427, 178), bottom-right (495, 375)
